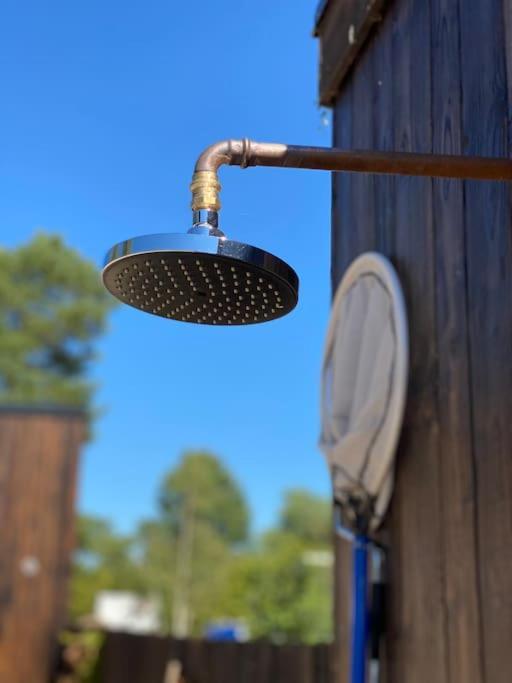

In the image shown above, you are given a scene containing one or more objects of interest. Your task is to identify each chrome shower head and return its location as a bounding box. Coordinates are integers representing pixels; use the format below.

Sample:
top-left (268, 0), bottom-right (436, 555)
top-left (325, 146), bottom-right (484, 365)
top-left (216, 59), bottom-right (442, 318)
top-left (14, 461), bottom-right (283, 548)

top-left (102, 137), bottom-right (512, 325)
top-left (102, 220), bottom-right (299, 325)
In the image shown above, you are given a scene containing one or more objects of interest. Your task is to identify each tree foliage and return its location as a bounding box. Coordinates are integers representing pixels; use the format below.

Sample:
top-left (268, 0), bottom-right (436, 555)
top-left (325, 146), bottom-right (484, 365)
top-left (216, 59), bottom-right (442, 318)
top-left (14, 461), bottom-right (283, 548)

top-left (278, 489), bottom-right (331, 545)
top-left (0, 233), bottom-right (114, 407)
top-left (71, 458), bottom-right (332, 644)
top-left (70, 515), bottom-right (143, 620)
top-left (158, 451), bottom-right (249, 545)
top-left (150, 451), bottom-right (249, 635)
top-left (134, 515), bottom-right (233, 634)
top-left (224, 530), bottom-right (332, 644)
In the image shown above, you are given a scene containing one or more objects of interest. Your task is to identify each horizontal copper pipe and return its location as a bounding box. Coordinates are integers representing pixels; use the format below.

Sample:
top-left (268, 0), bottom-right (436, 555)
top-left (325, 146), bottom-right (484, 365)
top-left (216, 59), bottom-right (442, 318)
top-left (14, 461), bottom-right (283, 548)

top-left (194, 139), bottom-right (512, 181)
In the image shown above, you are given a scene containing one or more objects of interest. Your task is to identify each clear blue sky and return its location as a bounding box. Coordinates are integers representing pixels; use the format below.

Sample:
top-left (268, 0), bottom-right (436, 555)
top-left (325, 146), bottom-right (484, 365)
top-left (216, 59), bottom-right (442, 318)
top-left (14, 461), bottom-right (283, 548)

top-left (1, 0), bottom-right (332, 534)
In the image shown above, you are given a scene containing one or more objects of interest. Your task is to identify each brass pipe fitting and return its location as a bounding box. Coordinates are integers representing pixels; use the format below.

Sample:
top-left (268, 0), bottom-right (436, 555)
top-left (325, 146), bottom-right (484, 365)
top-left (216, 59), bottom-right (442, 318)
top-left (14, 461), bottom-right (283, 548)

top-left (190, 138), bottom-right (512, 218)
top-left (190, 171), bottom-right (221, 211)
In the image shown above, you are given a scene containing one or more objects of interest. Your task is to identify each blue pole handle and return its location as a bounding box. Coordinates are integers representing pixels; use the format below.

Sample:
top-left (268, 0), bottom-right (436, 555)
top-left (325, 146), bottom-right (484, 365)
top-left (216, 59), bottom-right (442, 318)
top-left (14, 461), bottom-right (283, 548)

top-left (351, 535), bottom-right (369, 683)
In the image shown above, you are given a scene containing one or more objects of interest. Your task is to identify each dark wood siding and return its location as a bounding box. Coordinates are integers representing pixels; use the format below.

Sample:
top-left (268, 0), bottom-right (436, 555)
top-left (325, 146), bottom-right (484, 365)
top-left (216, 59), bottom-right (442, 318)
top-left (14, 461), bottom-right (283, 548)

top-left (0, 409), bottom-right (85, 683)
top-left (314, 0), bottom-right (389, 105)
top-left (99, 632), bottom-right (333, 683)
top-left (327, 0), bottom-right (512, 680)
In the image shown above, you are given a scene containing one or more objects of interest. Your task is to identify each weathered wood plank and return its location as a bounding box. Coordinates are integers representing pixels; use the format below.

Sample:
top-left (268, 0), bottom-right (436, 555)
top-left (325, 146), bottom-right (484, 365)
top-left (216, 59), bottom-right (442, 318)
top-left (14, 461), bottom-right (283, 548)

top-left (272, 644), bottom-right (313, 683)
top-left (331, 70), bottom-right (355, 683)
top-left (312, 642), bottom-right (331, 683)
top-left (0, 417), bottom-right (16, 640)
top-left (351, 28), bottom-right (377, 254)
top-left (100, 631), bottom-right (161, 683)
top-left (332, 39), bottom-right (383, 683)
top-left (460, 1), bottom-right (512, 681)
top-left (368, 20), bottom-right (396, 683)
top-left (208, 641), bottom-right (239, 683)
top-left (236, 640), bottom-right (273, 683)
top-left (99, 634), bottom-right (331, 683)
top-left (431, 1), bottom-right (484, 681)
top-left (315, 0), bottom-right (390, 105)
top-left (332, 77), bottom-right (354, 285)
top-left (372, 20), bottom-right (395, 258)
top-left (329, 0), bottom-right (512, 681)
top-left (387, 1), bottom-right (446, 681)
top-left (504, 0), bottom-right (512, 154)
top-left (0, 411), bottom-right (84, 683)
top-left (331, 534), bottom-right (351, 683)
top-left (182, 639), bottom-right (211, 682)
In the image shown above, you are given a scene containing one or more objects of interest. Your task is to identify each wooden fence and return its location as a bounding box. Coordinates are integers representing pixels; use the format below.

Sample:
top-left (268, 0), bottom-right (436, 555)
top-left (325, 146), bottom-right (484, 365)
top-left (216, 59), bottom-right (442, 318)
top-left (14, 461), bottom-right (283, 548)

top-left (99, 632), bottom-right (334, 683)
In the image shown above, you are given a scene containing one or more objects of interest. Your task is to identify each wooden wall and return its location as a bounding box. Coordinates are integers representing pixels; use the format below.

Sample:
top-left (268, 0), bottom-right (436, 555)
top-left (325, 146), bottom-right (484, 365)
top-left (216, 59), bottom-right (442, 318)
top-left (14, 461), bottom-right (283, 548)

top-left (0, 408), bottom-right (85, 683)
top-left (99, 631), bottom-right (333, 683)
top-left (324, 0), bottom-right (512, 681)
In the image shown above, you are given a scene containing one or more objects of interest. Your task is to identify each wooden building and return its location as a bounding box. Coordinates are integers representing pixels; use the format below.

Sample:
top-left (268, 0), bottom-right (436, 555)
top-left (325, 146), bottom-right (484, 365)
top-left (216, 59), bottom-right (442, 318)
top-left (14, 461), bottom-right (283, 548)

top-left (316, 0), bottom-right (512, 681)
top-left (0, 407), bottom-right (85, 683)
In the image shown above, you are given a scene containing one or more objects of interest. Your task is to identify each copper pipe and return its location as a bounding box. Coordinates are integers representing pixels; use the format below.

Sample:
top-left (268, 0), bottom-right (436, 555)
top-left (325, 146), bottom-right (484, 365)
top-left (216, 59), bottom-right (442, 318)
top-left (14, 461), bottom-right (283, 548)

top-left (195, 139), bottom-right (512, 178)
top-left (191, 139), bottom-right (512, 211)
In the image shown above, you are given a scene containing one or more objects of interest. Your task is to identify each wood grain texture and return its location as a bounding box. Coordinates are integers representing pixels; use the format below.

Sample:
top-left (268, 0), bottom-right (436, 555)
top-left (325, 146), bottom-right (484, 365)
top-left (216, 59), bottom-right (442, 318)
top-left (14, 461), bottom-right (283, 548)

top-left (328, 0), bottom-right (512, 679)
top-left (331, 74), bottom-right (354, 285)
top-left (351, 32), bottom-right (377, 254)
top-left (331, 55), bottom-right (355, 683)
top-left (315, 0), bottom-right (390, 105)
top-left (460, 1), bottom-right (512, 681)
top-left (0, 410), bottom-right (85, 683)
top-left (331, 529), bottom-right (351, 683)
top-left (389, 2), bottom-right (447, 681)
top-left (372, 19), bottom-right (395, 258)
top-left (431, 0), bottom-right (484, 681)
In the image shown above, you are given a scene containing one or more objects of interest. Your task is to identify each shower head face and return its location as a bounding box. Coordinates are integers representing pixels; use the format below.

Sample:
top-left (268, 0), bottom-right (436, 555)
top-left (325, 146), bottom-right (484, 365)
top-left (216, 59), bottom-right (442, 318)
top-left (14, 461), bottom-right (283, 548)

top-left (103, 232), bottom-right (299, 325)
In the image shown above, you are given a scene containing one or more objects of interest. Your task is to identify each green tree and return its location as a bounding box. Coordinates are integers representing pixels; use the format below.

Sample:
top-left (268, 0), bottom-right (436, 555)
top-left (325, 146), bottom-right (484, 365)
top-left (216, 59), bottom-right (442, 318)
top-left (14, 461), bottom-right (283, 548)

top-left (221, 489), bottom-right (333, 643)
top-left (0, 232), bottom-right (114, 407)
top-left (159, 451), bottom-right (249, 545)
top-left (133, 520), bottom-right (176, 630)
top-left (70, 515), bottom-right (143, 620)
top-left (224, 530), bottom-right (332, 644)
top-left (71, 454), bottom-right (250, 635)
top-left (279, 489), bottom-right (331, 546)
top-left (70, 472), bottom-right (334, 644)
top-left (137, 451), bottom-right (249, 636)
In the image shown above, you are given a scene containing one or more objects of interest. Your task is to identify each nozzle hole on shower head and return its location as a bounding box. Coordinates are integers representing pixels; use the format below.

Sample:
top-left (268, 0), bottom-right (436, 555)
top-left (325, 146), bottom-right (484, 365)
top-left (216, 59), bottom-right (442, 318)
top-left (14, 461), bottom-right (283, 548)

top-left (103, 234), bottom-right (299, 326)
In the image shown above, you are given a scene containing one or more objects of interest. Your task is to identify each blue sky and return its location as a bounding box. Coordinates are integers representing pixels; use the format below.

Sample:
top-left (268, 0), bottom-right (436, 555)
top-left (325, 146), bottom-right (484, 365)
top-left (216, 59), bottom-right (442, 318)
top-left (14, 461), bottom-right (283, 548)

top-left (1, 0), bottom-right (332, 534)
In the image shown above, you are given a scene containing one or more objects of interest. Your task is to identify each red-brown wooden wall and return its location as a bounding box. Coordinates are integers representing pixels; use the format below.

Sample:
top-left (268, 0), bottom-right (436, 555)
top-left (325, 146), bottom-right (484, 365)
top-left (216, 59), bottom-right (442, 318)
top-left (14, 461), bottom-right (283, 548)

top-left (0, 408), bottom-right (85, 683)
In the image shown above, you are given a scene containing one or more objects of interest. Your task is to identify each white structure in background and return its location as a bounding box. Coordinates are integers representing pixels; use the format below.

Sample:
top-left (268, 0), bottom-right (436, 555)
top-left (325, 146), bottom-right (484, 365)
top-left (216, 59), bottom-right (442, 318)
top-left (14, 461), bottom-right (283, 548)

top-left (301, 549), bottom-right (334, 568)
top-left (93, 591), bottom-right (160, 634)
